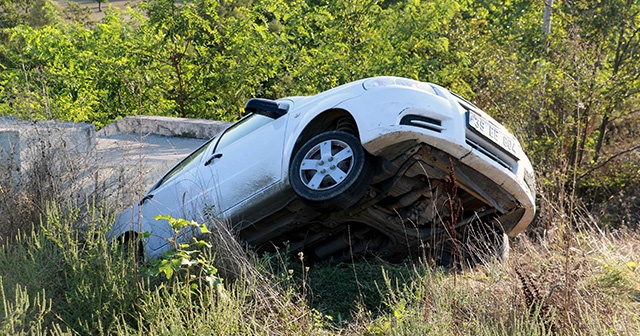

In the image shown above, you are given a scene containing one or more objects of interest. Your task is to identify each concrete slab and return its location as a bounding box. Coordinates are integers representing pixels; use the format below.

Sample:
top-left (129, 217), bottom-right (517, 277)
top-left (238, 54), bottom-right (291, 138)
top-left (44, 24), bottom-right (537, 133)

top-left (95, 132), bottom-right (209, 205)
top-left (98, 115), bottom-right (230, 140)
top-left (0, 117), bottom-right (96, 191)
top-left (94, 116), bottom-right (231, 208)
top-left (1, 117), bottom-right (98, 232)
top-left (1, 115), bottom-right (231, 212)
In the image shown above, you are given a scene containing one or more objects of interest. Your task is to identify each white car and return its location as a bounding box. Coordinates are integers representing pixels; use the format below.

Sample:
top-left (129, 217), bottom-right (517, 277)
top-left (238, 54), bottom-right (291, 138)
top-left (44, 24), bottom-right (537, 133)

top-left (109, 76), bottom-right (536, 264)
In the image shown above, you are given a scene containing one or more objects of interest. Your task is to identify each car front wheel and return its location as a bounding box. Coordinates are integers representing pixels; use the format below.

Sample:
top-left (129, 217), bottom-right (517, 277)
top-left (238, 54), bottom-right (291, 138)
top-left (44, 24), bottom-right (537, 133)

top-left (289, 130), bottom-right (372, 211)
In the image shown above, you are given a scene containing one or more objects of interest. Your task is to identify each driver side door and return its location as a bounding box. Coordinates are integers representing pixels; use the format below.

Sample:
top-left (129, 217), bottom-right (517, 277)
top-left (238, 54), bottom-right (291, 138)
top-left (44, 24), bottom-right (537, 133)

top-left (207, 113), bottom-right (289, 218)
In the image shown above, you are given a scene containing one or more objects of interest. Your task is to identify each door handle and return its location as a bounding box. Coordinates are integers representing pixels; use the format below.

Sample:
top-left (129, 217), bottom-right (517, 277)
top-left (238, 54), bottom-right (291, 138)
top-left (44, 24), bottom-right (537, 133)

top-left (204, 153), bottom-right (223, 166)
top-left (139, 194), bottom-right (154, 205)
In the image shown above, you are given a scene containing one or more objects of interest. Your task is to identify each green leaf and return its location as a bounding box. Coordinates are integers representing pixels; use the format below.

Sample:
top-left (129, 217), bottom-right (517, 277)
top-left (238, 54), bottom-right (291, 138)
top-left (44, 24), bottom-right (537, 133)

top-left (158, 260), bottom-right (175, 279)
top-left (199, 224), bottom-right (210, 234)
top-left (155, 215), bottom-right (173, 222)
top-left (194, 240), bottom-right (211, 249)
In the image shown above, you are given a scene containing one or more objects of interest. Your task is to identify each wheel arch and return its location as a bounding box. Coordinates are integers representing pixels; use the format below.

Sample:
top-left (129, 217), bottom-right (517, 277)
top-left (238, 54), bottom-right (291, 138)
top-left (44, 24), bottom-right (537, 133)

top-left (289, 108), bottom-right (360, 166)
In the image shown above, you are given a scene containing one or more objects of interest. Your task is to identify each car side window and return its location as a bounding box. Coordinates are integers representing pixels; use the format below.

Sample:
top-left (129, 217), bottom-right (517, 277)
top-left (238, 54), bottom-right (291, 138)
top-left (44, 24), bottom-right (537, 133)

top-left (152, 137), bottom-right (217, 190)
top-left (214, 114), bottom-right (274, 153)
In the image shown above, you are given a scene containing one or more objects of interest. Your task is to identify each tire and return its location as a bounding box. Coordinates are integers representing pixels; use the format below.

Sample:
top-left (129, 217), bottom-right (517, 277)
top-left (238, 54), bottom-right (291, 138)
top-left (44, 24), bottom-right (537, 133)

top-left (118, 232), bottom-right (145, 264)
top-left (289, 130), bottom-right (373, 211)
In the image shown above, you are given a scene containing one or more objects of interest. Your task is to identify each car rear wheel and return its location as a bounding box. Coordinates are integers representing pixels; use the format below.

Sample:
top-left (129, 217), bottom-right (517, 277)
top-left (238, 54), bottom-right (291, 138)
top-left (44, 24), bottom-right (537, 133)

top-left (118, 232), bottom-right (145, 264)
top-left (290, 130), bottom-right (372, 211)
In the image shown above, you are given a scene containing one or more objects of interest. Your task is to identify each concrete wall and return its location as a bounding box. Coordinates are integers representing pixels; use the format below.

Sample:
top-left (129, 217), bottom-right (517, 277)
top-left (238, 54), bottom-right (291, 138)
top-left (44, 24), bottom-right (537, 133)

top-left (2, 115), bottom-right (232, 214)
top-left (0, 129), bottom-right (20, 190)
top-left (0, 117), bottom-right (97, 200)
top-left (98, 115), bottom-right (230, 139)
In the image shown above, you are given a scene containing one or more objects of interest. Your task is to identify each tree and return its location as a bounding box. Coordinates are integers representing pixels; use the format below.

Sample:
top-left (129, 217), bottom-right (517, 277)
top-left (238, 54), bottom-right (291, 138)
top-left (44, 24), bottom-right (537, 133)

top-left (0, 0), bottom-right (31, 28)
top-left (542, 0), bottom-right (553, 34)
top-left (139, 0), bottom-right (226, 119)
top-left (0, 0), bottom-right (61, 29)
top-left (454, 0), bottom-right (640, 212)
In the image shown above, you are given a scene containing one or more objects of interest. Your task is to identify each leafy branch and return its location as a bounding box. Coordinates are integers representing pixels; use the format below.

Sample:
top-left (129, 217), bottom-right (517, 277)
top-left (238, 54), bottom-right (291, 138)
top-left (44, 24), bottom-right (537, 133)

top-left (147, 215), bottom-right (223, 292)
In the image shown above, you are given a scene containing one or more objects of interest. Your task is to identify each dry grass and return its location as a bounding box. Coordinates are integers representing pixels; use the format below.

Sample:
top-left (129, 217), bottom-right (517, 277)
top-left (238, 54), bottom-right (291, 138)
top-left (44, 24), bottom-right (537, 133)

top-left (1, 188), bottom-right (638, 334)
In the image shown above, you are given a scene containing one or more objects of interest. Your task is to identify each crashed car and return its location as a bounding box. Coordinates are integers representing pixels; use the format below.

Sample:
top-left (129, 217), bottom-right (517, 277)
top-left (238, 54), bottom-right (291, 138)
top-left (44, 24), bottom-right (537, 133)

top-left (108, 76), bottom-right (536, 264)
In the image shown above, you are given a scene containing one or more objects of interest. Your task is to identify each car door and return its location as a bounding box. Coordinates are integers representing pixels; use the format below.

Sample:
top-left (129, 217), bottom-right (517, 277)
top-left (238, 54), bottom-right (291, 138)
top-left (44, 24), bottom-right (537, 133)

top-left (207, 113), bottom-right (289, 215)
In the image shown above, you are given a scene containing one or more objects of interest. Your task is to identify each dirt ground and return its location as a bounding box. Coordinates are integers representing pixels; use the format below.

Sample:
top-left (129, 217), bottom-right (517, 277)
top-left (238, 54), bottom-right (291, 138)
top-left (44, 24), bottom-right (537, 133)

top-left (56, 0), bottom-right (142, 21)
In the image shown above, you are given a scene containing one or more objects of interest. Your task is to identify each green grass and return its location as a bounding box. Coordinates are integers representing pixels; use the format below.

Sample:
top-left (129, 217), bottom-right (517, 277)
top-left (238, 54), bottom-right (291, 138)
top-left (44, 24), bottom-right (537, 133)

top-left (0, 202), bottom-right (638, 335)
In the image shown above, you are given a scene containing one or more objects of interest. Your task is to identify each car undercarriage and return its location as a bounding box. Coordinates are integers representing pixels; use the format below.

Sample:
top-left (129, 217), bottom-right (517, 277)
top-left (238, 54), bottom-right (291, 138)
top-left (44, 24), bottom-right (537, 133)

top-left (237, 140), bottom-right (523, 264)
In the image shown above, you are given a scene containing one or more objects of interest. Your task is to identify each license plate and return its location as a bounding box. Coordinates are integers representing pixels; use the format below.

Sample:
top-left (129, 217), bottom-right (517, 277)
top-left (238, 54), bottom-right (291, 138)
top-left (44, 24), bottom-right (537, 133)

top-left (467, 111), bottom-right (520, 158)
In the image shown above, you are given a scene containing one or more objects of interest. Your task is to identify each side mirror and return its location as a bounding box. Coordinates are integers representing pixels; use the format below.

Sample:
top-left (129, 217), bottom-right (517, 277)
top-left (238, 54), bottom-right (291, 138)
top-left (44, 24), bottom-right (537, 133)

top-left (245, 98), bottom-right (288, 119)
